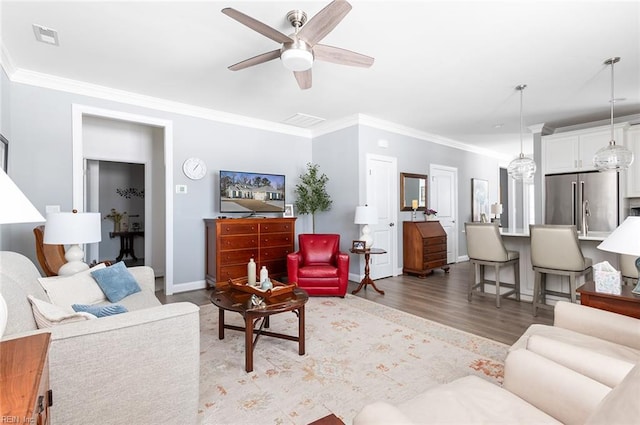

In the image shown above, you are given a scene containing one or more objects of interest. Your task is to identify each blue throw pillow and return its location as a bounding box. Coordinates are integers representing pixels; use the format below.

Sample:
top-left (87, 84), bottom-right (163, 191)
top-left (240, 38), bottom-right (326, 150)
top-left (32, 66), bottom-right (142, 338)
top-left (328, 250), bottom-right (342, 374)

top-left (72, 303), bottom-right (128, 317)
top-left (90, 262), bottom-right (141, 302)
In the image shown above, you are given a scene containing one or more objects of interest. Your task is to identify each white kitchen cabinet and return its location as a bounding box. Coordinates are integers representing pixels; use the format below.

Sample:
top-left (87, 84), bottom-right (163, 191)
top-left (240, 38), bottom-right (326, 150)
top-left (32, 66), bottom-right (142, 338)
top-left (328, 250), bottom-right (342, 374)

top-left (625, 126), bottom-right (640, 197)
top-left (543, 124), bottom-right (627, 174)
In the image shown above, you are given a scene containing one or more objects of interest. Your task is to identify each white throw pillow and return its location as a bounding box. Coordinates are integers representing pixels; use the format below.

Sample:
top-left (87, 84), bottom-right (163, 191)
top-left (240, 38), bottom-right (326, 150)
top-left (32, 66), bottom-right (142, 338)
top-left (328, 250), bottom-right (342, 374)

top-left (38, 263), bottom-right (107, 312)
top-left (28, 295), bottom-right (96, 328)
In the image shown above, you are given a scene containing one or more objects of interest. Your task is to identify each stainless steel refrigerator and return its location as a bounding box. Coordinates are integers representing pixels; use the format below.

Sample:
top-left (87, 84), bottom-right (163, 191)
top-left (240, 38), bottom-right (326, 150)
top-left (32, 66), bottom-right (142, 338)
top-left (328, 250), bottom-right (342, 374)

top-left (545, 171), bottom-right (618, 233)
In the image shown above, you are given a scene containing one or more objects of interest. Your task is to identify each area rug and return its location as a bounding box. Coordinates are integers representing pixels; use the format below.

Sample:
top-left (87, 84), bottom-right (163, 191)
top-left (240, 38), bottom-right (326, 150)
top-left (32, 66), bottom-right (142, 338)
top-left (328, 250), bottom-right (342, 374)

top-left (198, 294), bottom-right (508, 424)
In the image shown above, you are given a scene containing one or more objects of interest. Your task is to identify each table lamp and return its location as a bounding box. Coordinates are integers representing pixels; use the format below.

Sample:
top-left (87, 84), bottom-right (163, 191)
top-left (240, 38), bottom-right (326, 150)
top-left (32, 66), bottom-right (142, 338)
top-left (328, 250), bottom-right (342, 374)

top-left (597, 217), bottom-right (640, 294)
top-left (354, 205), bottom-right (378, 249)
top-left (44, 210), bottom-right (102, 276)
top-left (0, 168), bottom-right (46, 339)
top-left (491, 203), bottom-right (503, 227)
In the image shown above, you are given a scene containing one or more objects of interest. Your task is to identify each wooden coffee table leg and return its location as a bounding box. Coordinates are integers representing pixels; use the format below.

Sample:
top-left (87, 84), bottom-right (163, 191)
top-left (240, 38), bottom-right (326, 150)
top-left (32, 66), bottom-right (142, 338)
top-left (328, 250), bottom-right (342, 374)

top-left (298, 306), bottom-right (305, 355)
top-left (245, 313), bottom-right (254, 373)
top-left (218, 308), bottom-right (225, 340)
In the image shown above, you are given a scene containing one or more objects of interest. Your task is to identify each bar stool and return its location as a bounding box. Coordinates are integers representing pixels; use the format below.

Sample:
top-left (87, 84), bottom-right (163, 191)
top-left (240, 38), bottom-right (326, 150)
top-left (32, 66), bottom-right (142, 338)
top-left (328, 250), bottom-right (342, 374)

top-left (619, 254), bottom-right (639, 285)
top-left (529, 224), bottom-right (593, 316)
top-left (465, 222), bottom-right (520, 308)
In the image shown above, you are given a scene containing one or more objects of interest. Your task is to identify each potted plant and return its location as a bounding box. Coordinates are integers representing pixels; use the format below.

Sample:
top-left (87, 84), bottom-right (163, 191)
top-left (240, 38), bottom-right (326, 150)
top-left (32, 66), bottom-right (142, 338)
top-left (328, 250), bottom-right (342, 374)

top-left (294, 163), bottom-right (332, 233)
top-left (424, 208), bottom-right (437, 221)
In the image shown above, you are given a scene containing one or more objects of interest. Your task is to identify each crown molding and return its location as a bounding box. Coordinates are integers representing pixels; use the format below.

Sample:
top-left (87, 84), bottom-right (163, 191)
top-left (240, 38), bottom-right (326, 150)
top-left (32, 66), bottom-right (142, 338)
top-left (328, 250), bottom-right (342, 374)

top-left (3, 63), bottom-right (311, 138)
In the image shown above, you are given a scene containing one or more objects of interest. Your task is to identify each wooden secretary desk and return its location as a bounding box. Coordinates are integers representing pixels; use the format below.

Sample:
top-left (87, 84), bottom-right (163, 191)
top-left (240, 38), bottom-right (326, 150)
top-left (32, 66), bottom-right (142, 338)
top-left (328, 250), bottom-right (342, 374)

top-left (403, 220), bottom-right (450, 277)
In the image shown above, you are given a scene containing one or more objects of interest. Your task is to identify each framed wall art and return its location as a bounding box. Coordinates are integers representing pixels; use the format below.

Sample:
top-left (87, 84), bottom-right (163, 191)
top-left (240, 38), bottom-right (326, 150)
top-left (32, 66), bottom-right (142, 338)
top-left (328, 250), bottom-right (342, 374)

top-left (472, 178), bottom-right (489, 222)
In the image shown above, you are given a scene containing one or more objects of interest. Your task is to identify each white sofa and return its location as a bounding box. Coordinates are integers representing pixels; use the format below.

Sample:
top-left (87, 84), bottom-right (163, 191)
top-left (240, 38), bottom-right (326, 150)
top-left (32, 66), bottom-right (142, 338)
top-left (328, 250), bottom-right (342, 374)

top-left (0, 251), bottom-right (200, 425)
top-left (353, 302), bottom-right (640, 424)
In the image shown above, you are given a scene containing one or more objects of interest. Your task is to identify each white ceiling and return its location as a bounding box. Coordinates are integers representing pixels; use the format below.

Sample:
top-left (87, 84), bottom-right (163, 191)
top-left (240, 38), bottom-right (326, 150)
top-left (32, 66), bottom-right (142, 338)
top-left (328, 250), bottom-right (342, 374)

top-left (2, 1), bottom-right (639, 159)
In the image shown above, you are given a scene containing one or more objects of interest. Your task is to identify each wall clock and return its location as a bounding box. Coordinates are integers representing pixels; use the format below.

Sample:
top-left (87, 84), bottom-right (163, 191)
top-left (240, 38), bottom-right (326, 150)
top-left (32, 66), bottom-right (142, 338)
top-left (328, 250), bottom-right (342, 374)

top-left (182, 157), bottom-right (207, 180)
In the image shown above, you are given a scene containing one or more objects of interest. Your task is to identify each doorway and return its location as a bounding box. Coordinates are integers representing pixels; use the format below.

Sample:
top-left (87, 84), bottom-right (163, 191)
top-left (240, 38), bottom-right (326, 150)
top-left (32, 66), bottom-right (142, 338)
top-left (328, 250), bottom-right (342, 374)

top-left (72, 105), bottom-right (175, 294)
top-left (429, 164), bottom-right (459, 263)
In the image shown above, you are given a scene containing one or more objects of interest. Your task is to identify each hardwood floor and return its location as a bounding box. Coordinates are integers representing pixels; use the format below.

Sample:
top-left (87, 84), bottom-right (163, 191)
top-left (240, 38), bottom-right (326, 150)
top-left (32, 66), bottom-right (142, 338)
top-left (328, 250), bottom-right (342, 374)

top-left (156, 261), bottom-right (553, 345)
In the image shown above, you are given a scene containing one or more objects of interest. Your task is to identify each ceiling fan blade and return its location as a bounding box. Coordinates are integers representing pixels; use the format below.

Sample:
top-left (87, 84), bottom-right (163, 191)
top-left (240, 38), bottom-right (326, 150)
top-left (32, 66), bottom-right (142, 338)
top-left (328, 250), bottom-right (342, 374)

top-left (222, 8), bottom-right (293, 44)
top-left (228, 50), bottom-right (281, 71)
top-left (294, 70), bottom-right (312, 90)
top-left (313, 44), bottom-right (374, 68)
top-left (298, 0), bottom-right (352, 46)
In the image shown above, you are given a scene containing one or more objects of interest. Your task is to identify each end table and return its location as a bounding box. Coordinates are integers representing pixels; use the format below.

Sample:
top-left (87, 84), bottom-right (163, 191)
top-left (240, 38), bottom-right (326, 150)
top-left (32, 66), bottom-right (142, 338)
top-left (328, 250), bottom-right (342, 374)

top-left (350, 248), bottom-right (387, 295)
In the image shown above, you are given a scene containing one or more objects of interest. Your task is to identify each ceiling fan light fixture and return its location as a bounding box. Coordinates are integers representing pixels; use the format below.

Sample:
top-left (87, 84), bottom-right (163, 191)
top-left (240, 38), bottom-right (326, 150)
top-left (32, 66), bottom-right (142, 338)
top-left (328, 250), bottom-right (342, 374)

top-left (281, 48), bottom-right (313, 71)
top-left (593, 57), bottom-right (634, 172)
top-left (508, 84), bottom-right (537, 181)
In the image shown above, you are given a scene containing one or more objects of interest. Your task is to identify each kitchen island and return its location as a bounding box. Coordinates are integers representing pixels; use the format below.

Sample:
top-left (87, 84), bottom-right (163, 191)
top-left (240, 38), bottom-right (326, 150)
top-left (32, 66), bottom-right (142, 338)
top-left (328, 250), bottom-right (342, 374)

top-left (476, 227), bottom-right (618, 302)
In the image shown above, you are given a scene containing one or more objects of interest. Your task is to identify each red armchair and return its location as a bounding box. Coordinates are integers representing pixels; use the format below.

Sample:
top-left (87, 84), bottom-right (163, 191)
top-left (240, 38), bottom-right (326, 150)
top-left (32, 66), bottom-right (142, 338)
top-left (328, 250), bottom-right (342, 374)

top-left (287, 234), bottom-right (350, 297)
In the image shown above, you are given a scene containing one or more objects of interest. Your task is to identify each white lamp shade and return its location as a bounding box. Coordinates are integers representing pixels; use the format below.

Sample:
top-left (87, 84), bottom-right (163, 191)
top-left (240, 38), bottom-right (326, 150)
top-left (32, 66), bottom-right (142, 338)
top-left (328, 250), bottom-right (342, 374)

top-left (491, 203), bottom-right (503, 215)
top-left (0, 168), bottom-right (45, 224)
top-left (44, 212), bottom-right (102, 245)
top-left (597, 217), bottom-right (640, 256)
top-left (281, 48), bottom-right (313, 71)
top-left (354, 205), bottom-right (379, 225)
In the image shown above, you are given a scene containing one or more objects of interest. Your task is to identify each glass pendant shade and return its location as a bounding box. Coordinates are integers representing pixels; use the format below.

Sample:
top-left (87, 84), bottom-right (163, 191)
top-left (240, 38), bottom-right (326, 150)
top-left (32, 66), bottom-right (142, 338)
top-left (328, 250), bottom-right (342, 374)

top-left (593, 141), bottom-right (634, 171)
top-left (594, 57), bottom-right (634, 172)
top-left (508, 153), bottom-right (537, 181)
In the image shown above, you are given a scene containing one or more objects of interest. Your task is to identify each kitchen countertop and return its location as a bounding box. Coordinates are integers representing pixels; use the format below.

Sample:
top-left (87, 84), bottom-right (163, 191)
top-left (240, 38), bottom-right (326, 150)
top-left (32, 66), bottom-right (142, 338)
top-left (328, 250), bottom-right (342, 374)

top-left (499, 227), bottom-right (611, 241)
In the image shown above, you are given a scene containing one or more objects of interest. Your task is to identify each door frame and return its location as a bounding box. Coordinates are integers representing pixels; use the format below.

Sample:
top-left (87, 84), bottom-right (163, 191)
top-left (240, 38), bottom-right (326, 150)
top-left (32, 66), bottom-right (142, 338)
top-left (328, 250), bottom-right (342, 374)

top-left (71, 104), bottom-right (175, 294)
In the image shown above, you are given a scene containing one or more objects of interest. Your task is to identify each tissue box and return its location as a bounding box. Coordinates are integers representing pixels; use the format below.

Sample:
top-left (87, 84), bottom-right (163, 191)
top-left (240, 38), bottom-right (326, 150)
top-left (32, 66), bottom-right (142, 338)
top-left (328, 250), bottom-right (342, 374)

top-left (593, 261), bottom-right (622, 295)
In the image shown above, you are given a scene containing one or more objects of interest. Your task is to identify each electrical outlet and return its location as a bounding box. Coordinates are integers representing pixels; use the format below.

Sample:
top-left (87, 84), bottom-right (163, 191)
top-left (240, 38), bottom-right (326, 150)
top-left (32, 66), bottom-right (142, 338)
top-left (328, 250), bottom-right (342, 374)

top-left (176, 185), bottom-right (187, 194)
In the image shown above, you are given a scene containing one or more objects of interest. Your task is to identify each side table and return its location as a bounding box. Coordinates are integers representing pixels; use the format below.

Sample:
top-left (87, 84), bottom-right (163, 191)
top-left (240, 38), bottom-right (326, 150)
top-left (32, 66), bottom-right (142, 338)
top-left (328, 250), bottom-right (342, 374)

top-left (350, 248), bottom-right (387, 295)
top-left (109, 230), bottom-right (144, 261)
top-left (577, 281), bottom-right (640, 319)
top-left (1, 333), bottom-right (52, 424)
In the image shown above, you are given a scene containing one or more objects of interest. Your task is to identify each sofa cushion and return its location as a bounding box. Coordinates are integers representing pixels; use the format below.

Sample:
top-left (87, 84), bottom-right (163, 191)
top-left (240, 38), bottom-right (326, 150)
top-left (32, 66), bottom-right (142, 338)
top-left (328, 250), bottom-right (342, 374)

top-left (28, 295), bottom-right (96, 328)
top-left (586, 364), bottom-right (640, 424)
top-left (1, 251), bottom-right (50, 335)
top-left (72, 303), bottom-right (128, 317)
top-left (510, 324), bottom-right (640, 365)
top-left (299, 265), bottom-right (339, 278)
top-left (91, 262), bottom-right (141, 302)
top-left (38, 264), bottom-right (107, 312)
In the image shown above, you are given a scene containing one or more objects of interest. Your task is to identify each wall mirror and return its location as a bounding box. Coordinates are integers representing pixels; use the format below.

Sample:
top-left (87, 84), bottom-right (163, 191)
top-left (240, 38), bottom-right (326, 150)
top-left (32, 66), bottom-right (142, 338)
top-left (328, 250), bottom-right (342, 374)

top-left (400, 172), bottom-right (427, 211)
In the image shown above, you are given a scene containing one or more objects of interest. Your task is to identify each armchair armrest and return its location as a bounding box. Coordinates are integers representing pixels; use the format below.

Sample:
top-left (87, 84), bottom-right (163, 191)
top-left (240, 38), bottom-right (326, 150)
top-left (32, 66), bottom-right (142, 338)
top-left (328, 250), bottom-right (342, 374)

top-left (554, 301), bottom-right (640, 350)
top-left (45, 302), bottom-right (200, 425)
top-left (287, 252), bottom-right (302, 283)
top-left (336, 251), bottom-right (349, 275)
top-left (504, 349), bottom-right (611, 425)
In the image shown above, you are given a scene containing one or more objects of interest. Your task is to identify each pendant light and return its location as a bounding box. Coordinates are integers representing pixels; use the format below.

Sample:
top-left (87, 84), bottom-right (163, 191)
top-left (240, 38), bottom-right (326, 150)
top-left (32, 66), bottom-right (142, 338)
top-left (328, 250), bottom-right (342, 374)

top-left (593, 57), bottom-right (634, 172)
top-left (507, 84), bottom-right (537, 181)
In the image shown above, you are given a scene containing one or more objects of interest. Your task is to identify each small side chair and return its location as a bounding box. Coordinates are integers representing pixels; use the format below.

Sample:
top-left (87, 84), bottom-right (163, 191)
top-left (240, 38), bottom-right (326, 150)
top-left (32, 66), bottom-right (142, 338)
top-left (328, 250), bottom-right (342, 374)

top-left (465, 222), bottom-right (520, 308)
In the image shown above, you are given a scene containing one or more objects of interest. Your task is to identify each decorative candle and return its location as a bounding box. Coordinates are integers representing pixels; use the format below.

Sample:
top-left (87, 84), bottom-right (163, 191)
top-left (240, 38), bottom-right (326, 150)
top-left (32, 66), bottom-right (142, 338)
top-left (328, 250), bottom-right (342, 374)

top-left (411, 199), bottom-right (418, 210)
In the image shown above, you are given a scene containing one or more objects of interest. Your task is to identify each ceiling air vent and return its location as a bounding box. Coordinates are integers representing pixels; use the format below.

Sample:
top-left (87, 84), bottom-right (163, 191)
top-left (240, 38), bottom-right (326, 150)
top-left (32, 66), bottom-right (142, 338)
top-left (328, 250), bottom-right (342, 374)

top-left (282, 113), bottom-right (325, 128)
top-left (32, 24), bottom-right (59, 46)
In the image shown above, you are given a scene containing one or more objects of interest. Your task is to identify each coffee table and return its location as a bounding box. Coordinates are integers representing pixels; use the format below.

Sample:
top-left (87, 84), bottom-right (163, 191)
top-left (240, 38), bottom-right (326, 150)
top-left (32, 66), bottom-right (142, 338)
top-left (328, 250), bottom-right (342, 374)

top-left (210, 280), bottom-right (309, 372)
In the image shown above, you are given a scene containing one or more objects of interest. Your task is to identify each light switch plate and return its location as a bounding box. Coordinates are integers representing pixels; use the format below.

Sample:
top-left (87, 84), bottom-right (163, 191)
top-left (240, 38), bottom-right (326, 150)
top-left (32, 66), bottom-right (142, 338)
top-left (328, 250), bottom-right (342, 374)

top-left (176, 184), bottom-right (187, 194)
top-left (45, 205), bottom-right (60, 213)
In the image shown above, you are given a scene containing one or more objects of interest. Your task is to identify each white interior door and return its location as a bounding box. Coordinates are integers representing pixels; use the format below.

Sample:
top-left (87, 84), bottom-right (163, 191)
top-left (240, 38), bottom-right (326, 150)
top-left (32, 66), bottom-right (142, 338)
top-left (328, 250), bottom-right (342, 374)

top-left (429, 164), bottom-right (458, 263)
top-left (366, 154), bottom-right (397, 279)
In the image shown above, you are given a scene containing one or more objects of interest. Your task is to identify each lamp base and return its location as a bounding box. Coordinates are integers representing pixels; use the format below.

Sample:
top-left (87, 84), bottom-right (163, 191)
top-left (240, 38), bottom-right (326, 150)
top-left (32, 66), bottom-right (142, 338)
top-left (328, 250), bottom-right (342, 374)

top-left (58, 244), bottom-right (90, 276)
top-left (633, 257), bottom-right (640, 295)
top-left (360, 224), bottom-right (374, 249)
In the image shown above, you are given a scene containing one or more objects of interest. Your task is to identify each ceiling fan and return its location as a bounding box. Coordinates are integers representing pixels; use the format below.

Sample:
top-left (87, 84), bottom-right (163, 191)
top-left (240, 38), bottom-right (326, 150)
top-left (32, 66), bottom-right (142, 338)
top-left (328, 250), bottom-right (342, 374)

top-left (222, 0), bottom-right (374, 90)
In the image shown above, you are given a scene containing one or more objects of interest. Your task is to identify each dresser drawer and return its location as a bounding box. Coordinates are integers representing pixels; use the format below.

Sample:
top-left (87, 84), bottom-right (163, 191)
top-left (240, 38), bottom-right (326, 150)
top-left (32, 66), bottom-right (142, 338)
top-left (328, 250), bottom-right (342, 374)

top-left (219, 249), bottom-right (258, 265)
top-left (260, 233), bottom-right (293, 246)
top-left (423, 236), bottom-right (446, 247)
top-left (260, 222), bottom-right (294, 233)
top-left (424, 259), bottom-right (447, 270)
top-left (260, 246), bottom-right (292, 262)
top-left (218, 264), bottom-right (248, 281)
top-left (220, 235), bottom-right (259, 250)
top-left (219, 223), bottom-right (258, 235)
top-left (261, 259), bottom-right (288, 276)
top-left (424, 243), bottom-right (447, 254)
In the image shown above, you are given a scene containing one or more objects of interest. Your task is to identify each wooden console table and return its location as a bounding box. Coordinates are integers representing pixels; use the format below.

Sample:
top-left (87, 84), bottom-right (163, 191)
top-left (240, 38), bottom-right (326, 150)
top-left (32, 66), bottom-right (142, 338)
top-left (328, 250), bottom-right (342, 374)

top-left (577, 281), bottom-right (640, 318)
top-left (1, 333), bottom-right (52, 424)
top-left (109, 231), bottom-right (144, 261)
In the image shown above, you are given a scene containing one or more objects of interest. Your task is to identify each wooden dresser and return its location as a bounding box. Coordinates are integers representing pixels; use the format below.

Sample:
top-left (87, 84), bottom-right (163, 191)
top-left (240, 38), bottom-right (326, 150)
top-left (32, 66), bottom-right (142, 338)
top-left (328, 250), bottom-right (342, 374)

top-left (403, 221), bottom-right (450, 277)
top-left (204, 217), bottom-right (296, 286)
top-left (1, 333), bottom-right (52, 425)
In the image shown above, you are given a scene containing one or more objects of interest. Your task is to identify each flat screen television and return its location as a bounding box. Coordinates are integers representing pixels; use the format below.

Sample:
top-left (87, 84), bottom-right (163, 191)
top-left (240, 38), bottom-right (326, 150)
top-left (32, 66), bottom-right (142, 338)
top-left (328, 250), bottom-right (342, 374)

top-left (219, 170), bottom-right (286, 213)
